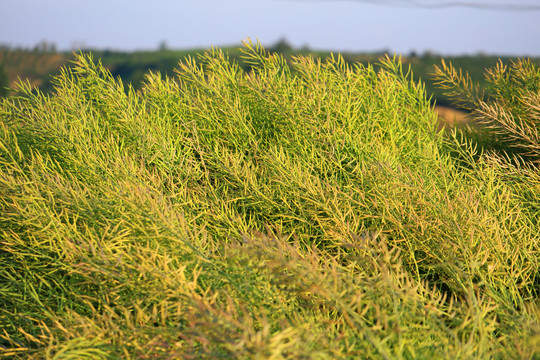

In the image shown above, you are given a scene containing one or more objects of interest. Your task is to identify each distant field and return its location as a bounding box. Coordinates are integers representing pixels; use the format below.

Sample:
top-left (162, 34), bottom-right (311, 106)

top-left (0, 49), bottom-right (68, 90)
top-left (433, 105), bottom-right (469, 129)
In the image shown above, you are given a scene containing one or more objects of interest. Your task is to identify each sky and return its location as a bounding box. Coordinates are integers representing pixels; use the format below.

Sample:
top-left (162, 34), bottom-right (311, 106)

top-left (1, 0), bottom-right (539, 56)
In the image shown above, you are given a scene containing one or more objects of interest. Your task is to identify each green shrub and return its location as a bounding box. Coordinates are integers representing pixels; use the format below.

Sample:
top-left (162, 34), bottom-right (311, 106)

top-left (1, 41), bottom-right (538, 359)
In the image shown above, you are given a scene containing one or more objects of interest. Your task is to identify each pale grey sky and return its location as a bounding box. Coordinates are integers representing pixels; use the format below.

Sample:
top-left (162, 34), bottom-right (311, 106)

top-left (1, 0), bottom-right (539, 55)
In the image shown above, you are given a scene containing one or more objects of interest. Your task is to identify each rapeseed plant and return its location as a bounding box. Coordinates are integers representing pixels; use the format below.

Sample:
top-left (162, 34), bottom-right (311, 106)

top-left (1, 40), bottom-right (538, 359)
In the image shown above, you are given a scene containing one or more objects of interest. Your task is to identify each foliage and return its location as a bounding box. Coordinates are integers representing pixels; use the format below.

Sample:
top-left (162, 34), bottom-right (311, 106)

top-left (434, 58), bottom-right (540, 166)
top-left (407, 54), bottom-right (539, 107)
top-left (1, 41), bottom-right (539, 359)
top-left (269, 38), bottom-right (294, 54)
top-left (3, 43), bottom-right (540, 109)
top-left (0, 64), bottom-right (8, 98)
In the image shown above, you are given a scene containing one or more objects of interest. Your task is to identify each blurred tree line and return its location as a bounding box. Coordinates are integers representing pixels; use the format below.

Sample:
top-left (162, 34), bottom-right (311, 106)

top-left (0, 63), bottom-right (8, 97)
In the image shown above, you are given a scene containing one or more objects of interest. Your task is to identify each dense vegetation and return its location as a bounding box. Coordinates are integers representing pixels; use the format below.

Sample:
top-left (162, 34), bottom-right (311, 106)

top-left (2, 41), bottom-right (539, 107)
top-left (1, 41), bottom-right (539, 358)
